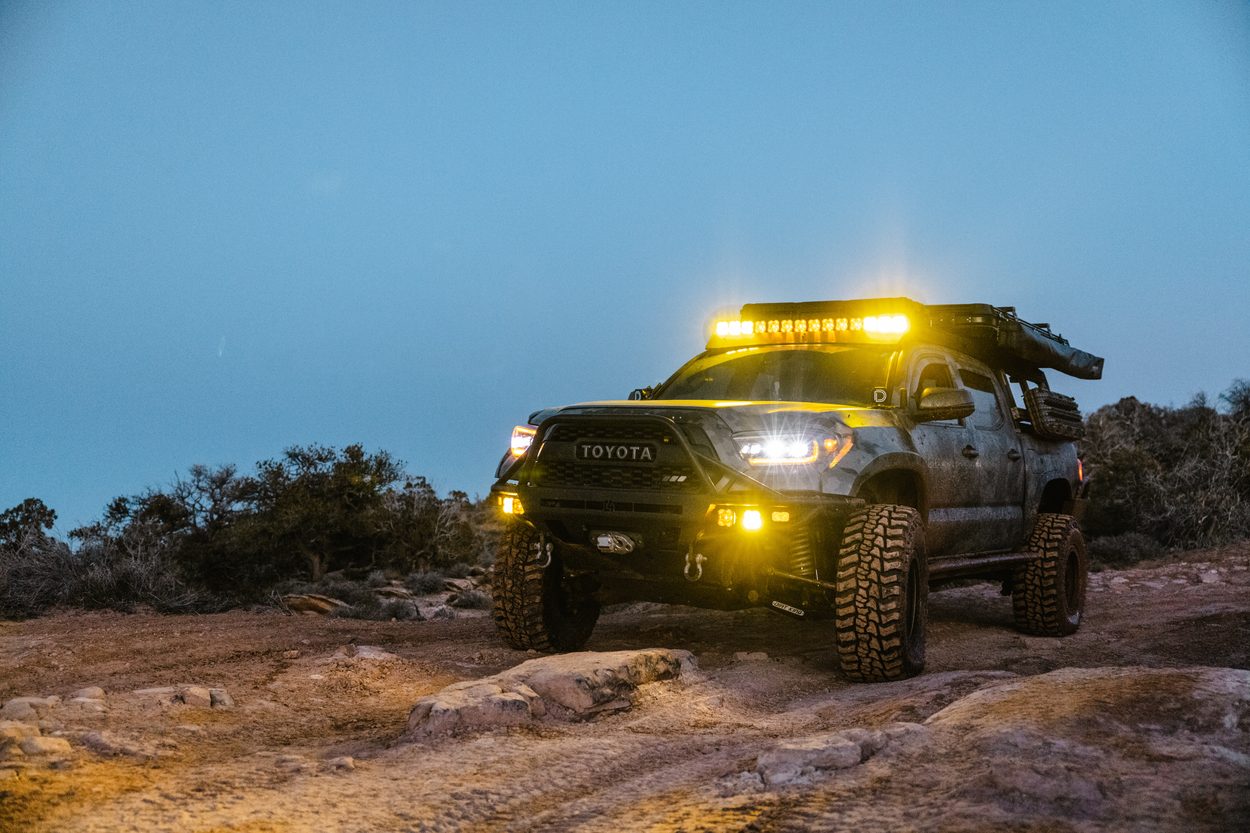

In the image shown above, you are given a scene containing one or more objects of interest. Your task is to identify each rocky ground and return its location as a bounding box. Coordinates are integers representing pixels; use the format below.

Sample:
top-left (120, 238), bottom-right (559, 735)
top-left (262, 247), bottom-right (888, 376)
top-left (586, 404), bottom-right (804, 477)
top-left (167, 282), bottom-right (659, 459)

top-left (1, 544), bottom-right (1248, 832)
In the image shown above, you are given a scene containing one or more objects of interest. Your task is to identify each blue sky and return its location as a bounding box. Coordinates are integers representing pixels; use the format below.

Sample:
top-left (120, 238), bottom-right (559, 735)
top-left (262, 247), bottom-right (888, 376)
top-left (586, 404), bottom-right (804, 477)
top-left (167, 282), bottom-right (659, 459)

top-left (2, 1), bottom-right (1248, 534)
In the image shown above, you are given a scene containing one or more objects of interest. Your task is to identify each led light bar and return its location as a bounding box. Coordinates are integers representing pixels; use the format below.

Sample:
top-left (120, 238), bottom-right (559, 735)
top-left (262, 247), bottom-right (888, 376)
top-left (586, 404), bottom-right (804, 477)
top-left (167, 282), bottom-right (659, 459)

top-left (707, 298), bottom-right (924, 349)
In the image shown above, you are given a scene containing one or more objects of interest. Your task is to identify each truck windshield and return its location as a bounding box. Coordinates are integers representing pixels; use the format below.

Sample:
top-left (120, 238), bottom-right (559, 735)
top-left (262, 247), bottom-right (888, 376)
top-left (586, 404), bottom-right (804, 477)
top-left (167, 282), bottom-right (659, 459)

top-left (655, 345), bottom-right (893, 406)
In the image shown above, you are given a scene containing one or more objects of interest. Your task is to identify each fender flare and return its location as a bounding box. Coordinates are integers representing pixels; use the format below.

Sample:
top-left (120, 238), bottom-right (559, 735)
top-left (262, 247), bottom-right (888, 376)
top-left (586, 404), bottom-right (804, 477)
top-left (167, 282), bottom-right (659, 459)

top-left (849, 452), bottom-right (931, 523)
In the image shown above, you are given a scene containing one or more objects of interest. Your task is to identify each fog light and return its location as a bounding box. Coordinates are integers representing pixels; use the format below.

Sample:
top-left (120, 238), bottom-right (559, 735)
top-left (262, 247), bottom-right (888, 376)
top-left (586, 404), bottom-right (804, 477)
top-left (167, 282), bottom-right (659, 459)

top-left (741, 510), bottom-right (763, 531)
top-left (717, 508), bottom-right (736, 527)
top-left (771, 511), bottom-right (790, 523)
top-left (502, 496), bottom-right (523, 515)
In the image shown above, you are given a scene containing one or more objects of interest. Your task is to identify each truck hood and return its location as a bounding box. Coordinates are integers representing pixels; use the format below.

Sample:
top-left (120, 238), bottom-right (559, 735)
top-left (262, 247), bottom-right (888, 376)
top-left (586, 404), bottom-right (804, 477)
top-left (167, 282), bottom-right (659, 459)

top-left (528, 399), bottom-right (863, 436)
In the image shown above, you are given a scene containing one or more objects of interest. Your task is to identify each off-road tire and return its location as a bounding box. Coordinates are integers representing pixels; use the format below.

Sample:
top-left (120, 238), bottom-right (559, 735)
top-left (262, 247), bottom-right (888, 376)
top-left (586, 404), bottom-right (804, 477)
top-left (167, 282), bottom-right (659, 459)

top-left (492, 523), bottom-right (600, 653)
top-left (1012, 513), bottom-right (1087, 636)
top-left (834, 505), bottom-right (928, 682)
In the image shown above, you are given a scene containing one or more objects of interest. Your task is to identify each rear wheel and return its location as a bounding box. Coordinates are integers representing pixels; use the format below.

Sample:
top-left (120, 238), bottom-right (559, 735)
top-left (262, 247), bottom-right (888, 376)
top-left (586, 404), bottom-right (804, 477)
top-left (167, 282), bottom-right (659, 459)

top-left (492, 523), bottom-right (600, 652)
top-left (834, 505), bottom-right (928, 682)
top-left (1012, 513), bottom-right (1087, 636)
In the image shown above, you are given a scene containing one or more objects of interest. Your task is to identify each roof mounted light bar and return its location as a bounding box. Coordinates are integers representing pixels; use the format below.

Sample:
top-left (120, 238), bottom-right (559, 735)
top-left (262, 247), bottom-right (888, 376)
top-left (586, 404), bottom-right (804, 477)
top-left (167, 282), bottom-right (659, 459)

top-left (707, 297), bottom-right (1103, 380)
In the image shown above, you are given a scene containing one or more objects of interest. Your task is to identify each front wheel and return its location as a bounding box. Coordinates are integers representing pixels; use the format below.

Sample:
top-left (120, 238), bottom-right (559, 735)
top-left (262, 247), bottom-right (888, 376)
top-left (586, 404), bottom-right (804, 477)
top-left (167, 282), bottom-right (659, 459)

top-left (1012, 513), bottom-right (1087, 636)
top-left (492, 523), bottom-right (600, 653)
top-left (834, 505), bottom-right (928, 682)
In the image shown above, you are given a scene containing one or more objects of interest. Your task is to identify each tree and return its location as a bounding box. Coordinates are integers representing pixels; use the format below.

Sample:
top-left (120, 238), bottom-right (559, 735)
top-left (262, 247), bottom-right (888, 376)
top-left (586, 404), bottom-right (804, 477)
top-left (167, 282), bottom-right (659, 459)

top-left (0, 498), bottom-right (57, 548)
top-left (242, 444), bottom-right (403, 581)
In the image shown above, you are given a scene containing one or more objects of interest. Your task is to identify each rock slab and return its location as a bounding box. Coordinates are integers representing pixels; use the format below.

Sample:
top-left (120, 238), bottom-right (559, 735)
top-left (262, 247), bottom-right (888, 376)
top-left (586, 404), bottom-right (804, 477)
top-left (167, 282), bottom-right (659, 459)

top-left (404, 649), bottom-right (694, 739)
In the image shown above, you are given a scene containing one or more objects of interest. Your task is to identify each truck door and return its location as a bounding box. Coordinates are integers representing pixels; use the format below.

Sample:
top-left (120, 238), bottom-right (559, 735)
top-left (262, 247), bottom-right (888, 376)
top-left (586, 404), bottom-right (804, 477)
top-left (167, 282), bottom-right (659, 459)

top-left (904, 350), bottom-right (981, 557)
top-left (954, 357), bottom-right (1026, 551)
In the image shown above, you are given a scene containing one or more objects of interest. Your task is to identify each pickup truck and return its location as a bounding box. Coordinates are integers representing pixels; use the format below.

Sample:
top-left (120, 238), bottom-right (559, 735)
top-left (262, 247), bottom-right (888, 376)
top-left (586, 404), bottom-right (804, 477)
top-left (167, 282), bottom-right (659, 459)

top-left (490, 297), bottom-right (1104, 681)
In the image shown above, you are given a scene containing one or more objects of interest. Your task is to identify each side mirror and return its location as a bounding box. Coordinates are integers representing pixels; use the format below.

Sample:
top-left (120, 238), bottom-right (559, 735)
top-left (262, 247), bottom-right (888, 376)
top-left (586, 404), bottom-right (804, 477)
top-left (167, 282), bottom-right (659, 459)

top-left (629, 386), bottom-right (654, 401)
top-left (915, 387), bottom-right (975, 422)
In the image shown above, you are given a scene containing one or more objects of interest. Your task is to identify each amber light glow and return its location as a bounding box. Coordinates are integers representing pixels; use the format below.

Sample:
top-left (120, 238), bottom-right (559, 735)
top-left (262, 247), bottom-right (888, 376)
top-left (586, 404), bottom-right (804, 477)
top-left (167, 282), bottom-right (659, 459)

top-left (510, 425), bottom-right (537, 456)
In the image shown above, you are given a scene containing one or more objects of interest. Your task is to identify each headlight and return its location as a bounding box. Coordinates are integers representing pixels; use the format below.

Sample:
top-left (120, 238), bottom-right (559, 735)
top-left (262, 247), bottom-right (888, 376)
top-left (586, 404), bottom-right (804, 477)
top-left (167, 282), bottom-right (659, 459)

top-left (510, 425), bottom-right (536, 456)
top-left (737, 436), bottom-right (819, 465)
top-left (734, 432), bottom-right (853, 467)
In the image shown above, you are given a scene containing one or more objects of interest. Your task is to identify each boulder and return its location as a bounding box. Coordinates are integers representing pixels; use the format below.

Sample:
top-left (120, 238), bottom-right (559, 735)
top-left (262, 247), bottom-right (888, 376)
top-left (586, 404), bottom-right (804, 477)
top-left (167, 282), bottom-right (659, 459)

top-left (69, 687), bottom-right (105, 700)
top-left (0, 697), bottom-right (59, 722)
top-left (756, 725), bottom-right (902, 786)
top-left (19, 736), bottom-right (72, 757)
top-left (178, 686), bottom-right (213, 708)
top-left (404, 649), bottom-right (695, 739)
top-left (0, 721), bottom-right (41, 743)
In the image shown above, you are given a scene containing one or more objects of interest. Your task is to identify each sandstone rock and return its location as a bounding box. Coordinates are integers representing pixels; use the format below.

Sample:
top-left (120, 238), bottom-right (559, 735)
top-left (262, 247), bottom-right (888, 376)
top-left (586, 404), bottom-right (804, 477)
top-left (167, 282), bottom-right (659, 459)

top-left (283, 650), bottom-right (301, 659)
top-left (282, 594), bottom-right (349, 615)
top-left (407, 681), bottom-right (545, 737)
top-left (404, 649), bottom-right (694, 739)
top-left (0, 702), bottom-right (36, 722)
top-left (915, 666), bottom-right (1250, 828)
top-left (132, 686), bottom-right (179, 705)
top-left (444, 578), bottom-right (475, 593)
top-left (374, 587), bottom-right (415, 600)
top-left (78, 731), bottom-right (151, 759)
top-left (69, 687), bottom-right (105, 700)
top-left (178, 686), bottom-right (213, 708)
top-left (0, 697), bottom-right (58, 722)
top-left (756, 726), bottom-right (894, 786)
top-left (209, 688), bottom-right (234, 709)
top-left (68, 696), bottom-right (106, 712)
top-left (325, 756), bottom-right (355, 771)
top-left (503, 649), bottom-right (691, 713)
top-left (0, 721), bottom-right (41, 743)
top-left (19, 736), bottom-right (72, 757)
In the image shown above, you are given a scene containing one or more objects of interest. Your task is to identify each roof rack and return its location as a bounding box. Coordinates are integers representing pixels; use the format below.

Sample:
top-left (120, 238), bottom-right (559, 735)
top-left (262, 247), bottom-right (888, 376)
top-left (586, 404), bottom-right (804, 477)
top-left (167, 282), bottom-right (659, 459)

top-left (713, 298), bottom-right (1103, 380)
top-left (925, 303), bottom-right (1103, 380)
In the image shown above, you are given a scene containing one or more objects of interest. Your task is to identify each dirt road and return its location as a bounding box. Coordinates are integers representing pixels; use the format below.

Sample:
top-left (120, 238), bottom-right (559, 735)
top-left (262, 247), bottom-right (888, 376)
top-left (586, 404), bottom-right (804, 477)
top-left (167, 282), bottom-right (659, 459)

top-left (2, 545), bottom-right (1247, 831)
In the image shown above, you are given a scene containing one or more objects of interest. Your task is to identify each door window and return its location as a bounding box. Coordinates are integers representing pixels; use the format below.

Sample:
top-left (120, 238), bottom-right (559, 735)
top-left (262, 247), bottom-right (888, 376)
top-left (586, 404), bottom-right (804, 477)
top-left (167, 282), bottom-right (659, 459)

top-left (959, 369), bottom-right (1004, 430)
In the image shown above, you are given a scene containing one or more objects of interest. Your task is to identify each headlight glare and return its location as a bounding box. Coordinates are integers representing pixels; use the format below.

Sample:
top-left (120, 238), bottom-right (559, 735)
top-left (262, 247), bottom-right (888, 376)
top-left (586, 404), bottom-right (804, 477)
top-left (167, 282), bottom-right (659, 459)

top-left (510, 425), bottom-right (537, 457)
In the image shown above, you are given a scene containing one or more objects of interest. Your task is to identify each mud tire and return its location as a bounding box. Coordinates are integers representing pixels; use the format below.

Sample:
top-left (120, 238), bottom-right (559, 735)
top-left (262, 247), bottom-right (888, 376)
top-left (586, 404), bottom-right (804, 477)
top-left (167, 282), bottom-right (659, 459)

top-left (1012, 513), bottom-right (1088, 636)
top-left (492, 523), bottom-right (600, 652)
top-left (834, 505), bottom-right (928, 682)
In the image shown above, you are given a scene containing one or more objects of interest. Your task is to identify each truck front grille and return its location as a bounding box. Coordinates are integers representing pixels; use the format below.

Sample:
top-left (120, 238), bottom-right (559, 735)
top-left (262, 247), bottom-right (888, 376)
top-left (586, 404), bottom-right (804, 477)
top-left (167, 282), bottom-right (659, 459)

top-left (533, 462), bottom-right (700, 492)
top-left (546, 423), bottom-right (675, 443)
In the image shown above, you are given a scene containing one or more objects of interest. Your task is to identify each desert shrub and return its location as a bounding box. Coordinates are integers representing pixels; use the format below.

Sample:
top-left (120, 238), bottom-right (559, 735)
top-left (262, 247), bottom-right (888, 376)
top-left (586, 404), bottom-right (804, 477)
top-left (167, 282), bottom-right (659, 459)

top-left (405, 571), bottom-right (446, 595)
top-left (450, 588), bottom-right (492, 610)
top-left (443, 561), bottom-right (472, 579)
top-left (0, 524), bottom-right (226, 619)
top-left (329, 598), bottom-right (423, 621)
top-left (1082, 381), bottom-right (1250, 548)
top-left (1087, 532), bottom-right (1166, 569)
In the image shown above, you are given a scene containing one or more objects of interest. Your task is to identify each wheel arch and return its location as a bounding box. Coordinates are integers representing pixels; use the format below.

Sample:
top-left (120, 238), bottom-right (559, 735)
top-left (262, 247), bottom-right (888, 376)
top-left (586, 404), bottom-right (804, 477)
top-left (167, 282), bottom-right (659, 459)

top-left (850, 453), bottom-right (930, 524)
top-left (1037, 478), bottom-right (1073, 515)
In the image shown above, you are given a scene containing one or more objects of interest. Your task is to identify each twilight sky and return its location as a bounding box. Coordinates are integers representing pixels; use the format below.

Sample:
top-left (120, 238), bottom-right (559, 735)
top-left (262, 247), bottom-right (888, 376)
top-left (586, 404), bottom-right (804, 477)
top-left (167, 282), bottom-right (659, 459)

top-left (2, 1), bottom-right (1248, 534)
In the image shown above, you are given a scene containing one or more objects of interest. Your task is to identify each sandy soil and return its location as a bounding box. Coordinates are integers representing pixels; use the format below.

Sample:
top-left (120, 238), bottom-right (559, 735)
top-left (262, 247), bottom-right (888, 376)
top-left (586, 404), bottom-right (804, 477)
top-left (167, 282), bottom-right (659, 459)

top-left (1, 543), bottom-right (1248, 832)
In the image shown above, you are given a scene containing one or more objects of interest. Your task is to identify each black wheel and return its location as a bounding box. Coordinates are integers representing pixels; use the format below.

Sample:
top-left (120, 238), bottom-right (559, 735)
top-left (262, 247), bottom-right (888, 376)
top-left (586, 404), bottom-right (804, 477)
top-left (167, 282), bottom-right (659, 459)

top-left (1012, 513), bottom-right (1087, 636)
top-left (834, 505), bottom-right (928, 682)
top-left (492, 522), bottom-right (600, 652)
